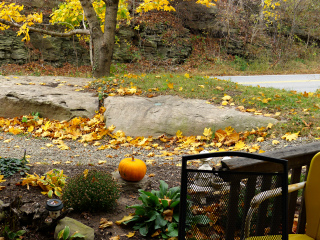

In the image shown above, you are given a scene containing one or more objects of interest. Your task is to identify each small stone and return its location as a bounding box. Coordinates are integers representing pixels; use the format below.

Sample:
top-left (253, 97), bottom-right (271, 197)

top-left (54, 217), bottom-right (94, 240)
top-left (112, 171), bottom-right (151, 192)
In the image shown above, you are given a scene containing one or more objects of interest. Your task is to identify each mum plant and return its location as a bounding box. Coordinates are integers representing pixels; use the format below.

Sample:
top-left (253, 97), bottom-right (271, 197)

top-left (62, 169), bottom-right (121, 212)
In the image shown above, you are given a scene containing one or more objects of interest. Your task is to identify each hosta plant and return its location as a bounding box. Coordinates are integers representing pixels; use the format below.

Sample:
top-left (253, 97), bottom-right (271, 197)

top-left (61, 169), bottom-right (121, 212)
top-left (121, 180), bottom-right (211, 238)
top-left (122, 180), bottom-right (181, 239)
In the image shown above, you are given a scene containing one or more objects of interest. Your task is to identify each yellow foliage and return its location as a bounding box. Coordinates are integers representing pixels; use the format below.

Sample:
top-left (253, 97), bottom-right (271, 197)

top-left (0, 175), bottom-right (6, 191)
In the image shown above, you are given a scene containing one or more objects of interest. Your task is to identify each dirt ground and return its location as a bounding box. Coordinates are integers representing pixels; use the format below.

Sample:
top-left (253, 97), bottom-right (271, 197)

top-left (0, 163), bottom-right (182, 240)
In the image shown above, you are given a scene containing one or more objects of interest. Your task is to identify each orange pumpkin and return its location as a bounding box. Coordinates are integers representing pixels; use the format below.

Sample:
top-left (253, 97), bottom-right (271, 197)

top-left (118, 156), bottom-right (147, 182)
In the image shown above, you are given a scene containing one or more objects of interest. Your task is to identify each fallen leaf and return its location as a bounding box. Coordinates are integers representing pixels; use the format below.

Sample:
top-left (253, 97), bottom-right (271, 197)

top-left (99, 218), bottom-right (113, 229)
top-left (126, 232), bottom-right (135, 238)
top-left (281, 132), bottom-right (299, 141)
top-left (109, 236), bottom-right (120, 240)
top-left (148, 173), bottom-right (155, 177)
top-left (222, 95), bottom-right (231, 101)
top-left (167, 83), bottom-right (174, 89)
top-left (272, 140), bottom-right (280, 145)
top-left (115, 214), bottom-right (135, 225)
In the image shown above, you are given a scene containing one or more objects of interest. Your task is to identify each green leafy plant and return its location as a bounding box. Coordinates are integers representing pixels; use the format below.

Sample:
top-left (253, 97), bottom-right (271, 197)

top-left (57, 226), bottom-right (85, 240)
top-left (2, 226), bottom-right (26, 240)
top-left (121, 181), bottom-right (211, 238)
top-left (0, 150), bottom-right (30, 178)
top-left (122, 180), bottom-right (181, 239)
top-left (61, 169), bottom-right (121, 212)
top-left (21, 169), bottom-right (67, 198)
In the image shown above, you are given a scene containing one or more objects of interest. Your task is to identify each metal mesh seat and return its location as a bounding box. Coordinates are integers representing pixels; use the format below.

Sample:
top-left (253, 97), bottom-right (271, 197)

top-left (178, 151), bottom-right (288, 240)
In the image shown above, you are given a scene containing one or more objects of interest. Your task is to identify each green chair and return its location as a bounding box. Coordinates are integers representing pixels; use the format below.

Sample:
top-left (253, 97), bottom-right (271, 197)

top-left (245, 152), bottom-right (320, 240)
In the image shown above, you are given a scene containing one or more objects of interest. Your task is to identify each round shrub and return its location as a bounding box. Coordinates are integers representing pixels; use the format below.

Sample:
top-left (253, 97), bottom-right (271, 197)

top-left (62, 169), bottom-right (121, 212)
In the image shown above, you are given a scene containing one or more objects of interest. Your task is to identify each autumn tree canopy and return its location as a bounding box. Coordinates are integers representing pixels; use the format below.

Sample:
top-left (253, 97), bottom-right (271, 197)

top-left (0, 0), bottom-right (217, 77)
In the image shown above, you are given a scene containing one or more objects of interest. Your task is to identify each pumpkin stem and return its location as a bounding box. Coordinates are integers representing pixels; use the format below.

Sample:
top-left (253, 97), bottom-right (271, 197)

top-left (131, 156), bottom-right (134, 161)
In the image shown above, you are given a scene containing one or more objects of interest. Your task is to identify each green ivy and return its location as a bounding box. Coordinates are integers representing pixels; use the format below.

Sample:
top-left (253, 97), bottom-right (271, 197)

top-left (0, 150), bottom-right (30, 177)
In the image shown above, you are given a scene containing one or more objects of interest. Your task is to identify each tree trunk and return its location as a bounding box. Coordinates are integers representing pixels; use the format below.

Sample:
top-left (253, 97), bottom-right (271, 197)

top-left (79, 0), bottom-right (119, 78)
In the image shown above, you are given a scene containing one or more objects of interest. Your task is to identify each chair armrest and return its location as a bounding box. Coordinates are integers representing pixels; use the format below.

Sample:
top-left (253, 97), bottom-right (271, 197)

top-left (244, 181), bottom-right (306, 238)
top-left (288, 181), bottom-right (306, 193)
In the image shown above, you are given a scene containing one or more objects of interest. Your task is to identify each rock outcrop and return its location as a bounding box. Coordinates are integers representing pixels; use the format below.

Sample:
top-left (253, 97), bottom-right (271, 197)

top-left (104, 95), bottom-right (278, 137)
top-left (0, 76), bottom-right (97, 121)
top-left (0, 76), bottom-right (279, 137)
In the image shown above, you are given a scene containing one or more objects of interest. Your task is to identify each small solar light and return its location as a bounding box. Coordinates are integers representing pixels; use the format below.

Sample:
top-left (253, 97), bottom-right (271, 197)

top-left (46, 199), bottom-right (63, 219)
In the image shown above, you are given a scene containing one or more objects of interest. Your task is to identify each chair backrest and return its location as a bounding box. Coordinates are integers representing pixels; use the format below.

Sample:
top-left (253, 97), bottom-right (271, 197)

top-left (305, 152), bottom-right (320, 239)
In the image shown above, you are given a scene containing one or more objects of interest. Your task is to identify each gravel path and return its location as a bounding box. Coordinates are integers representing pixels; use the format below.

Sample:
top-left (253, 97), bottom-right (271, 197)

top-left (1, 131), bottom-right (318, 167)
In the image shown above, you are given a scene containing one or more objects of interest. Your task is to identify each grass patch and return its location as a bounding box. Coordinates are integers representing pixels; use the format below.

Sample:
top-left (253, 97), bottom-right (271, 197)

top-left (91, 72), bottom-right (320, 139)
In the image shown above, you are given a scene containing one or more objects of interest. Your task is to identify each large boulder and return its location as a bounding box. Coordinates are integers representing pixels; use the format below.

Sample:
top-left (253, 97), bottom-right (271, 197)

top-left (104, 95), bottom-right (278, 137)
top-left (54, 217), bottom-right (94, 240)
top-left (0, 76), bottom-right (98, 121)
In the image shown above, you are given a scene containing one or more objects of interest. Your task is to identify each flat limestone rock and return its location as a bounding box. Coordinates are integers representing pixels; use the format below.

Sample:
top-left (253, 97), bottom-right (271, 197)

top-left (0, 75), bottom-right (98, 121)
top-left (112, 171), bottom-right (151, 192)
top-left (104, 95), bottom-right (278, 137)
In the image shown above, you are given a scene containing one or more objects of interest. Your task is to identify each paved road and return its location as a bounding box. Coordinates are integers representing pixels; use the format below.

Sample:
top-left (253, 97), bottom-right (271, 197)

top-left (214, 74), bottom-right (320, 93)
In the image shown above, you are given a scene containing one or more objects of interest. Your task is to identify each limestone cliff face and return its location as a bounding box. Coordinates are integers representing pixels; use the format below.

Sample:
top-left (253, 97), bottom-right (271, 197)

top-left (0, 1), bottom-right (215, 67)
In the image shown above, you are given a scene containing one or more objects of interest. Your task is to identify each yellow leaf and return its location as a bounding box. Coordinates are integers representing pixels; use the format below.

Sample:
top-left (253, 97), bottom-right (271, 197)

top-left (184, 73), bottom-right (190, 78)
top-left (0, 175), bottom-right (6, 184)
top-left (257, 137), bottom-right (264, 142)
top-left (281, 132), bottom-right (299, 141)
top-left (57, 144), bottom-right (69, 150)
top-left (272, 140), bottom-right (280, 145)
top-left (176, 130), bottom-right (183, 138)
top-left (98, 160), bottom-right (106, 165)
top-left (115, 214), bottom-right (135, 225)
top-left (83, 169), bottom-right (89, 179)
top-left (99, 218), bottom-right (113, 229)
top-left (151, 230), bottom-right (161, 238)
top-left (234, 141), bottom-right (246, 150)
top-left (109, 236), bottom-right (120, 240)
top-left (225, 126), bottom-right (234, 135)
top-left (267, 123), bottom-right (273, 129)
top-left (27, 125), bottom-right (34, 132)
top-left (198, 85), bottom-right (205, 88)
top-left (221, 101), bottom-right (228, 106)
top-left (148, 173), bottom-right (155, 177)
top-left (146, 159), bottom-right (156, 165)
top-left (203, 128), bottom-right (212, 138)
top-left (167, 83), bottom-right (174, 89)
top-left (126, 232), bottom-right (135, 238)
top-left (215, 129), bottom-right (227, 143)
top-left (222, 95), bottom-right (231, 101)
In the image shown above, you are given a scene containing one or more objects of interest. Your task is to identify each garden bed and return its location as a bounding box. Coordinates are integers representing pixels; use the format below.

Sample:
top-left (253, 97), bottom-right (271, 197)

top-left (0, 163), bottom-right (182, 239)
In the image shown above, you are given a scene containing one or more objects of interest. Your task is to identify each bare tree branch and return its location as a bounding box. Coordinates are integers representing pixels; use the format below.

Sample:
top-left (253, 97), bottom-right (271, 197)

top-left (0, 18), bottom-right (90, 37)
